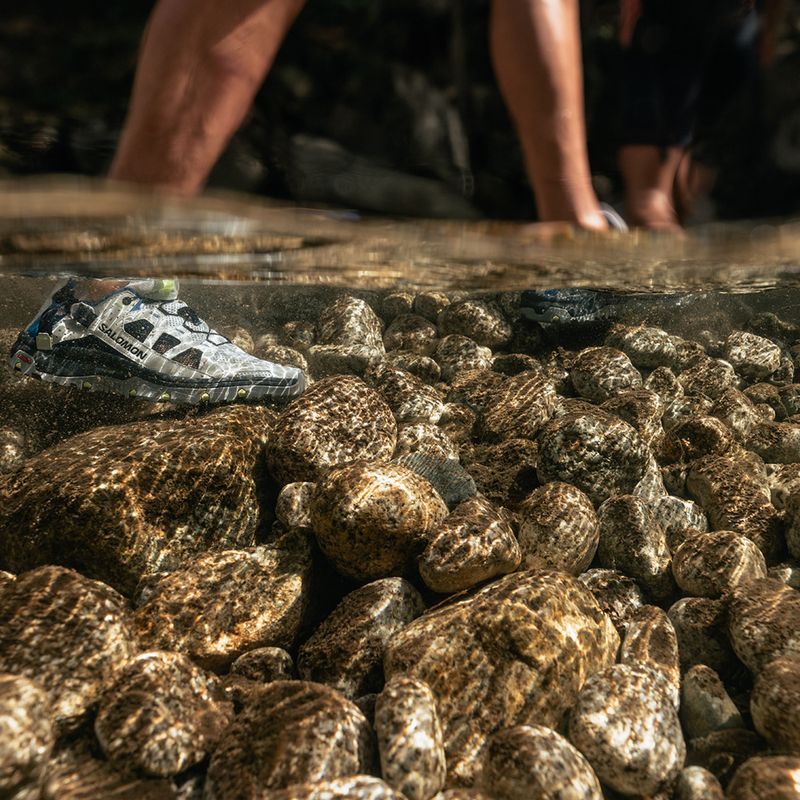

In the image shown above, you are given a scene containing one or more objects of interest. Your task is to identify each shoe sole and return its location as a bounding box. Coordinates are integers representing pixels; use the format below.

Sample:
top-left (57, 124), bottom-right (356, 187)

top-left (9, 348), bottom-right (305, 405)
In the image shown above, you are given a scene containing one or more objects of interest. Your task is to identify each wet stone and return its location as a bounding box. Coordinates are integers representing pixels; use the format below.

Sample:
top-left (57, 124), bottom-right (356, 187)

top-left (375, 676), bottom-right (446, 800)
top-left (596, 495), bottom-right (674, 600)
top-left (711, 388), bottom-right (763, 440)
top-left (768, 464), bottom-right (800, 512)
top-left (725, 756), bottom-right (800, 800)
top-left (230, 647), bottom-right (295, 683)
top-left (686, 455), bottom-right (784, 563)
top-left (311, 462), bottom-right (448, 582)
top-left (577, 568), bottom-right (646, 635)
top-left (0, 674), bottom-right (54, 800)
top-left (678, 356), bottom-right (739, 400)
top-left (267, 376), bottom-right (397, 484)
top-left (619, 605), bottom-right (680, 709)
top-left (482, 724), bottom-right (602, 800)
top-left (205, 681), bottom-right (373, 798)
top-left (384, 570), bottom-right (619, 787)
top-left (446, 369), bottom-right (507, 414)
top-left (261, 776), bottom-right (404, 800)
top-left (383, 313), bottom-right (439, 355)
top-left (770, 562), bottom-right (800, 589)
top-left (418, 495), bottom-right (521, 594)
top-left (601, 387), bottom-right (664, 447)
top-left (0, 426), bottom-right (26, 473)
top-left (437, 403), bottom-right (476, 444)
top-left (536, 410), bottom-right (649, 506)
top-left (673, 766), bottom-right (724, 800)
top-left (434, 335), bottom-right (493, 383)
top-left (0, 405), bottom-right (274, 596)
top-left (134, 531), bottom-right (312, 670)
top-left (0, 570), bottom-right (14, 591)
top-left (750, 655), bottom-right (800, 755)
top-left (394, 452), bottom-right (476, 510)
top-left (662, 394), bottom-right (714, 432)
top-left (668, 597), bottom-right (738, 677)
top-left (0, 565), bottom-right (137, 733)
top-left (279, 320), bottom-right (316, 350)
top-left (728, 578), bottom-right (800, 672)
top-left (414, 291), bottom-right (451, 323)
top-left (491, 352), bottom-right (541, 376)
top-left (382, 291), bottom-right (415, 321)
top-left (437, 299), bottom-right (511, 349)
top-left (570, 346), bottom-right (642, 402)
top-left (664, 415), bottom-right (735, 462)
top-left (306, 342), bottom-right (384, 377)
top-left (632, 453), bottom-right (668, 501)
top-left (686, 729), bottom-right (767, 789)
top-left (672, 530), bottom-right (767, 598)
top-left (275, 481), bottom-right (316, 529)
top-left (516, 482), bottom-right (599, 575)
top-left (95, 651), bottom-right (233, 778)
top-left (606, 324), bottom-right (680, 369)
top-left (316, 295), bottom-right (384, 352)
top-left (746, 420), bottom-right (800, 463)
top-left (644, 366), bottom-right (684, 407)
top-left (253, 343), bottom-right (309, 375)
top-left (479, 371), bottom-right (556, 441)
top-left (680, 664), bottom-right (744, 740)
top-left (460, 438), bottom-right (539, 511)
top-left (385, 352), bottom-right (442, 383)
top-left (395, 423), bottom-right (459, 461)
top-left (725, 331), bottom-right (782, 382)
top-left (567, 663), bottom-right (685, 797)
top-left (785, 490), bottom-right (800, 559)
top-left (651, 495), bottom-right (709, 552)
top-left (780, 383), bottom-right (800, 416)
top-left (297, 577), bottom-right (425, 698)
top-left (744, 382), bottom-right (786, 418)
top-left (371, 364), bottom-right (445, 424)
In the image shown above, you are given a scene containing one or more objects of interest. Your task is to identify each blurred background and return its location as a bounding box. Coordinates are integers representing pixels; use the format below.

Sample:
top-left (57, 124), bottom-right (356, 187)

top-left (2, 0), bottom-right (800, 222)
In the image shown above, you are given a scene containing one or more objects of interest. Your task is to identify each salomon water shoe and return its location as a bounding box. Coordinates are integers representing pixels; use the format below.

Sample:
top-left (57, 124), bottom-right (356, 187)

top-left (9, 279), bottom-right (305, 404)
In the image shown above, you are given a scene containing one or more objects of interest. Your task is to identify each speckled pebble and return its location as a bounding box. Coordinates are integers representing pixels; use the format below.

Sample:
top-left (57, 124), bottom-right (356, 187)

top-left (395, 423), bottom-right (460, 461)
top-left (375, 676), bottom-right (446, 800)
top-left (384, 571), bottom-right (619, 786)
top-left (385, 352), bottom-right (442, 383)
top-left (437, 299), bottom-right (511, 349)
top-left (633, 453), bottom-right (668, 501)
top-left (651, 495), bottom-right (709, 551)
top-left (746, 420), bottom-right (800, 463)
top-left (726, 756), bottom-right (800, 800)
top-left (261, 776), bottom-right (405, 799)
top-left (678, 356), bottom-right (739, 399)
top-left (770, 562), bottom-right (800, 589)
top-left (665, 415), bottom-right (735, 461)
top-left (728, 578), bottom-right (800, 672)
top-left (479, 371), bottom-right (556, 441)
top-left (750, 655), bottom-right (800, 754)
top-left (276, 482), bottom-right (316, 529)
top-left (298, 577), bottom-right (425, 698)
top-left (672, 530), bottom-right (767, 598)
top-left (134, 531), bottom-right (312, 670)
top-left (205, 681), bottom-right (373, 798)
top-left (267, 376), bottom-right (397, 484)
top-left (606, 324), bottom-right (680, 369)
top-left (316, 295), bottom-right (384, 352)
top-left (383, 314), bottom-right (439, 355)
top-left (668, 597), bottom-right (737, 677)
top-left (711, 388), bottom-right (763, 440)
top-left (0, 570), bottom-right (14, 591)
top-left (570, 346), bottom-right (642, 402)
top-left (447, 369), bottom-right (507, 414)
top-left (645, 366), bottom-right (684, 407)
top-left (370, 364), bottom-right (445, 424)
top-left (673, 766), bottom-right (724, 800)
top-left (767, 464), bottom-right (800, 512)
top-left (601, 387), bottom-right (664, 446)
top-left (725, 331), bottom-right (782, 381)
top-left (577, 568), bottom-right (646, 634)
top-left (394, 452), bottom-right (476, 510)
top-left (786, 491), bottom-right (800, 559)
top-left (620, 605), bottom-right (680, 709)
top-left (461, 438), bottom-right (539, 510)
top-left (280, 320), bottom-right (316, 350)
top-left (382, 291), bottom-right (415, 321)
top-left (0, 427), bottom-right (26, 473)
top-left (517, 482), bottom-right (598, 574)
top-left (491, 352), bottom-right (541, 376)
top-left (95, 651), bottom-right (232, 777)
top-left (0, 565), bottom-right (137, 733)
top-left (537, 410), bottom-right (649, 505)
top-left (434, 335), bottom-right (493, 383)
top-left (414, 291), bottom-right (451, 323)
top-left (0, 674), bottom-right (53, 800)
top-left (680, 664), bottom-right (744, 740)
top-left (230, 647), bottom-right (295, 683)
top-left (662, 394), bottom-right (714, 432)
top-left (567, 663), bottom-right (685, 796)
top-left (597, 495), bottom-right (674, 599)
top-left (437, 403), bottom-right (476, 444)
top-left (483, 724), bottom-right (602, 800)
top-left (306, 342), bottom-right (384, 377)
top-left (311, 462), bottom-right (448, 581)
top-left (418, 495), bottom-right (520, 593)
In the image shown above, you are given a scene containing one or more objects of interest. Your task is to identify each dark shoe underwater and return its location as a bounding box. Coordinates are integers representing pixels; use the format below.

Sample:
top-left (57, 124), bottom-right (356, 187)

top-left (9, 279), bottom-right (305, 404)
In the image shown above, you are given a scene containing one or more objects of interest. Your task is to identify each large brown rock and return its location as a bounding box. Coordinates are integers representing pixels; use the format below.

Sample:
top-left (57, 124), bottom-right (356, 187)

top-left (0, 405), bottom-right (273, 595)
top-left (266, 376), bottom-right (397, 483)
top-left (384, 570), bottom-right (619, 786)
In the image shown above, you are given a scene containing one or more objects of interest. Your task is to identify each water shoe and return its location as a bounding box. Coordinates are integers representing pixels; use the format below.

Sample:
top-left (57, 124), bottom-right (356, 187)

top-left (9, 279), bottom-right (305, 403)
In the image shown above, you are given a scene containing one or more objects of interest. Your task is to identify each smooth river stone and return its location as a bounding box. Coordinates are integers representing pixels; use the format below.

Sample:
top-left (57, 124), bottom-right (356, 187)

top-left (205, 681), bottom-right (373, 799)
top-left (727, 578), bottom-right (800, 672)
top-left (260, 776), bottom-right (405, 800)
top-left (567, 663), bottom-right (685, 797)
top-left (482, 724), bottom-right (602, 800)
top-left (726, 756), bottom-right (800, 800)
top-left (316, 295), bottom-right (384, 351)
top-left (750, 656), bottom-right (800, 754)
top-left (266, 376), bottom-right (397, 484)
top-left (680, 665), bottom-right (744, 740)
top-left (671, 530), bottom-right (767, 598)
top-left (0, 405), bottom-right (274, 596)
top-left (0, 674), bottom-right (54, 800)
top-left (134, 530), bottom-right (312, 670)
top-left (370, 364), bottom-right (445, 424)
top-left (383, 313), bottom-right (439, 354)
top-left (437, 299), bottom-right (511, 349)
top-left (724, 331), bottom-right (782, 381)
top-left (384, 570), bottom-right (619, 787)
top-left (95, 651), bottom-right (232, 777)
top-left (570, 346), bottom-right (642, 402)
top-left (517, 482), bottom-right (598, 574)
top-left (418, 495), bottom-right (520, 594)
top-left (478, 371), bottom-right (557, 441)
top-left (297, 577), bottom-right (425, 698)
top-left (275, 481), bottom-right (316, 529)
top-left (0, 565), bottom-right (137, 733)
top-left (375, 676), bottom-right (446, 800)
top-left (577, 569), bottom-right (646, 635)
top-left (673, 766), bottom-right (724, 800)
top-left (230, 647), bottom-right (295, 683)
top-left (668, 597), bottom-right (738, 678)
top-left (311, 462), bottom-right (448, 582)
top-left (434, 335), bottom-right (493, 383)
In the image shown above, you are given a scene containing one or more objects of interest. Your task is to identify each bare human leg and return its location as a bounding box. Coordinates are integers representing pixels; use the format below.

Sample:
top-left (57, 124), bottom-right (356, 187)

top-left (109, 0), bottom-right (306, 195)
top-left (489, 0), bottom-right (606, 231)
top-left (618, 145), bottom-right (683, 232)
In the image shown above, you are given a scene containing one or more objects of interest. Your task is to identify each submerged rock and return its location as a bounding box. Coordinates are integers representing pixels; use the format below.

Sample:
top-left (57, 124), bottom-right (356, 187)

top-left (726, 756), bottom-right (800, 800)
top-left (384, 570), bottom-right (619, 786)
